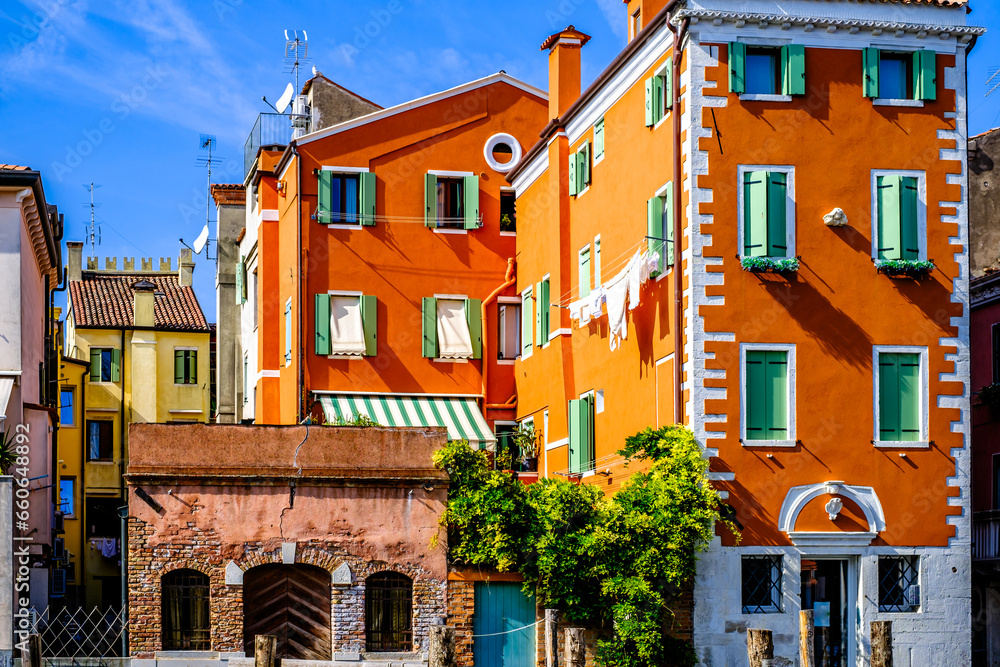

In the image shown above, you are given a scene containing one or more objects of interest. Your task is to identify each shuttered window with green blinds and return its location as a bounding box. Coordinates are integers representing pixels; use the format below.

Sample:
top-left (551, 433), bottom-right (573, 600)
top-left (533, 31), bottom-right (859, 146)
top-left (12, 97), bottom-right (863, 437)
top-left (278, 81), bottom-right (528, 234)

top-left (730, 42), bottom-right (747, 95)
top-left (521, 288), bottom-right (533, 358)
top-left (863, 49), bottom-right (937, 100)
top-left (578, 246), bottom-right (591, 299)
top-left (463, 175), bottom-right (480, 230)
top-left (743, 170), bottom-right (788, 258)
top-left (465, 298), bottom-right (482, 360)
top-left (359, 172), bottom-right (377, 226)
top-left (424, 174), bottom-right (438, 227)
top-left (878, 352), bottom-right (921, 442)
top-left (644, 60), bottom-right (672, 126)
top-left (535, 279), bottom-right (550, 347)
top-left (745, 350), bottom-right (789, 441)
top-left (422, 297), bottom-right (438, 358)
top-left (568, 395), bottom-right (595, 474)
top-left (90, 348), bottom-right (116, 383)
top-left (594, 118), bottom-right (605, 160)
top-left (876, 175), bottom-right (920, 260)
top-left (780, 45), bottom-right (806, 95)
top-left (174, 350), bottom-right (197, 385)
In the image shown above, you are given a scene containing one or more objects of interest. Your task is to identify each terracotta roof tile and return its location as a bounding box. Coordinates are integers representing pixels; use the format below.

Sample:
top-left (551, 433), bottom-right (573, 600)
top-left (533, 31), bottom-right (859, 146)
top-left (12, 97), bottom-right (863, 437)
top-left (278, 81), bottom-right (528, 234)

top-left (69, 273), bottom-right (209, 331)
top-left (0, 164), bottom-right (30, 171)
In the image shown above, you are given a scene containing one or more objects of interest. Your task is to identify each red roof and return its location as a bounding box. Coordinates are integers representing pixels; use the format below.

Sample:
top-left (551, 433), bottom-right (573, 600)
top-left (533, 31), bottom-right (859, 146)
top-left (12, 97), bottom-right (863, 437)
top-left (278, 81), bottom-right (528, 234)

top-left (0, 164), bottom-right (30, 171)
top-left (70, 273), bottom-right (209, 331)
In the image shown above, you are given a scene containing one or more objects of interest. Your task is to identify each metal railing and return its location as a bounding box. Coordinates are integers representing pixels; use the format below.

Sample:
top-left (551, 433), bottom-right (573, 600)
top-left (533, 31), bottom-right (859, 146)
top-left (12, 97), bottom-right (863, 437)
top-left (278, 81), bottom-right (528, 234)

top-left (26, 606), bottom-right (126, 660)
top-left (244, 113), bottom-right (291, 178)
top-left (974, 513), bottom-right (1000, 560)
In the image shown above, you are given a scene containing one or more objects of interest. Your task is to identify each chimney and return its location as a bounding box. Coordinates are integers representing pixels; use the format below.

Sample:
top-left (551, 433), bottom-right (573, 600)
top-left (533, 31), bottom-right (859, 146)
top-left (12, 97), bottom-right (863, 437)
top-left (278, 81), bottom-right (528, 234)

top-left (133, 279), bottom-right (156, 328)
top-left (67, 242), bottom-right (83, 281)
top-left (540, 25), bottom-right (591, 120)
top-left (178, 248), bottom-right (195, 287)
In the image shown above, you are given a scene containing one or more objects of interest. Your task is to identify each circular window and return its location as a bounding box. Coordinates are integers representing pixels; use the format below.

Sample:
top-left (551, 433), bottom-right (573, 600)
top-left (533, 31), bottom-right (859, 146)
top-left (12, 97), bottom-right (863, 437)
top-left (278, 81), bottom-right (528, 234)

top-left (484, 133), bottom-right (522, 173)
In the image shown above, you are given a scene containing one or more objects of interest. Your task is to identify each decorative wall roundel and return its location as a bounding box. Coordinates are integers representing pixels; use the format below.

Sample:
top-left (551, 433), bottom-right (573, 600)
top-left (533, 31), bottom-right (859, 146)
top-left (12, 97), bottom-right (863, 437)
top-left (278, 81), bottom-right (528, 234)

top-left (483, 133), bottom-right (522, 173)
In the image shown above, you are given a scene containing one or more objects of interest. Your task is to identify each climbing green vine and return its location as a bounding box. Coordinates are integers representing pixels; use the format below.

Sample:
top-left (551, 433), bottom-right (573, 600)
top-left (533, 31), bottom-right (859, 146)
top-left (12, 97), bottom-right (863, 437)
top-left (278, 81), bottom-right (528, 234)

top-left (434, 425), bottom-right (736, 667)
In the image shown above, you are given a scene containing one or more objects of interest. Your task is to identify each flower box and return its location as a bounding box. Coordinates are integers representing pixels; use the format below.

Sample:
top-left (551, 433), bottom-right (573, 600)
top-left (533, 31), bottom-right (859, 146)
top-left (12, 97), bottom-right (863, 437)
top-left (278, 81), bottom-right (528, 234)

top-left (874, 259), bottom-right (935, 278)
top-left (740, 256), bottom-right (800, 274)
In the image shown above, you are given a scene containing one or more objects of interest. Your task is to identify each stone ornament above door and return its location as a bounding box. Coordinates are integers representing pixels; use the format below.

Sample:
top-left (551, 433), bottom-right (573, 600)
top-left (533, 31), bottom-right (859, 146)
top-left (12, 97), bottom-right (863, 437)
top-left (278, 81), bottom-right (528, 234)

top-left (778, 481), bottom-right (886, 547)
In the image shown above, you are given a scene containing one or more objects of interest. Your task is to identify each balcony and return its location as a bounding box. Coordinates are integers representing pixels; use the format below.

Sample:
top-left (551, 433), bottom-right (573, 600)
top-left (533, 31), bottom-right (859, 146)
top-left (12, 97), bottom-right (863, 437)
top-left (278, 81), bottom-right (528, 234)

top-left (244, 113), bottom-right (291, 178)
top-left (974, 511), bottom-right (1000, 560)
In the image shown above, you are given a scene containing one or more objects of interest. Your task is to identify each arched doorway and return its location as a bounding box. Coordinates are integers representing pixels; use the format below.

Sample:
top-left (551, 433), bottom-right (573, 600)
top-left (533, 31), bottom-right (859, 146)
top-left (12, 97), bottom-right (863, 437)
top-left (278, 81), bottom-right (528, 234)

top-left (162, 569), bottom-right (210, 651)
top-left (243, 563), bottom-right (332, 660)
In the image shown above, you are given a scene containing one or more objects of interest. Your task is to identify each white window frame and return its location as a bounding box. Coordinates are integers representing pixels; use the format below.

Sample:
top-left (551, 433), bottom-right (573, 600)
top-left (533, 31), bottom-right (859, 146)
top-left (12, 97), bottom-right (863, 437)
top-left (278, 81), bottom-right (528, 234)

top-left (736, 164), bottom-right (796, 260)
top-left (497, 296), bottom-right (521, 364)
top-left (429, 170), bottom-right (474, 234)
top-left (741, 553), bottom-right (784, 614)
top-left (653, 61), bottom-right (673, 130)
top-left (573, 144), bottom-right (590, 198)
top-left (654, 181), bottom-right (676, 282)
top-left (499, 186), bottom-right (517, 237)
top-left (870, 169), bottom-right (928, 262)
top-left (736, 39), bottom-right (793, 103)
top-left (520, 285), bottom-right (533, 361)
top-left (173, 347), bottom-right (199, 387)
top-left (870, 47), bottom-right (925, 107)
top-left (739, 343), bottom-right (796, 448)
top-left (319, 165), bottom-right (371, 230)
top-left (872, 345), bottom-right (930, 449)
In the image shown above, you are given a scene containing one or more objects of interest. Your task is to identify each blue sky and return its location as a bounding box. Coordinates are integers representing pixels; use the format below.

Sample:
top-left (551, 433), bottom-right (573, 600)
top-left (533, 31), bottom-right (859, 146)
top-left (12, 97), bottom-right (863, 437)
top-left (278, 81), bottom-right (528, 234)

top-left (0, 0), bottom-right (997, 322)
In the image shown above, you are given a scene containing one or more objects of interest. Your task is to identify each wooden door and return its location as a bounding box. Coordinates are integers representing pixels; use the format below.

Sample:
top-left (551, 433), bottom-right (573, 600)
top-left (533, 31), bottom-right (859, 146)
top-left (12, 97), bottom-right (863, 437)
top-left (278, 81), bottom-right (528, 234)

top-left (243, 564), bottom-right (332, 660)
top-left (473, 582), bottom-right (536, 666)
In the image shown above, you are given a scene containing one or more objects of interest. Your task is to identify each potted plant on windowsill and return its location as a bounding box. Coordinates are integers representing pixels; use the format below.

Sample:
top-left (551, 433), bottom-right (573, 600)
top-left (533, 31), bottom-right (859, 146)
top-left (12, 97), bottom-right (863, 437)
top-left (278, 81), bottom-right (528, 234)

top-left (513, 422), bottom-right (539, 472)
top-left (874, 258), bottom-right (935, 279)
top-left (740, 256), bottom-right (800, 274)
top-left (0, 427), bottom-right (14, 475)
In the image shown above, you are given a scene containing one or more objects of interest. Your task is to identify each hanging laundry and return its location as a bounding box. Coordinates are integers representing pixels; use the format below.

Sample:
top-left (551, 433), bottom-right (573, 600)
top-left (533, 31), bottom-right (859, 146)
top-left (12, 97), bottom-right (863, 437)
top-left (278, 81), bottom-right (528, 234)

top-left (589, 286), bottom-right (606, 318)
top-left (569, 298), bottom-right (592, 327)
top-left (606, 252), bottom-right (640, 350)
top-left (91, 537), bottom-right (118, 558)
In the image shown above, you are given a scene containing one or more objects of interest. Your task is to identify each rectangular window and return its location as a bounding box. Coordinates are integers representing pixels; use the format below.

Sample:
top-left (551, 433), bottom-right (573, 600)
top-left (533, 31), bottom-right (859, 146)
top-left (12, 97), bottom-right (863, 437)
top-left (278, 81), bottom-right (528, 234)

top-left (500, 190), bottom-right (516, 232)
top-left (315, 294), bottom-right (376, 357)
top-left (174, 350), bottom-right (198, 385)
top-left (877, 351), bottom-right (922, 443)
top-left (875, 174), bottom-right (922, 261)
top-left (569, 142), bottom-right (591, 196)
top-left (521, 288), bottom-right (533, 359)
top-left (59, 478), bottom-right (75, 517)
top-left (285, 299), bottom-right (292, 366)
top-left (421, 297), bottom-right (481, 360)
top-left (578, 246), bottom-right (591, 299)
top-left (741, 167), bottom-right (792, 258)
top-left (745, 47), bottom-right (780, 95)
top-left (744, 349), bottom-right (790, 443)
top-left (86, 420), bottom-right (113, 461)
top-left (317, 170), bottom-right (376, 225)
top-left (424, 173), bottom-right (479, 229)
top-left (498, 303), bottom-right (521, 360)
top-left (742, 555), bottom-right (782, 613)
top-left (878, 556), bottom-right (919, 612)
top-left (730, 43), bottom-right (805, 96)
top-left (60, 387), bottom-right (74, 427)
top-left (593, 239), bottom-right (602, 288)
top-left (437, 177), bottom-right (464, 228)
top-left (644, 61), bottom-right (672, 127)
top-left (631, 9), bottom-right (641, 40)
top-left (568, 393), bottom-right (595, 474)
top-left (648, 185), bottom-right (675, 276)
top-left (89, 348), bottom-right (119, 383)
top-left (535, 278), bottom-right (550, 347)
top-left (864, 48), bottom-right (937, 101)
top-left (594, 118), bottom-right (605, 162)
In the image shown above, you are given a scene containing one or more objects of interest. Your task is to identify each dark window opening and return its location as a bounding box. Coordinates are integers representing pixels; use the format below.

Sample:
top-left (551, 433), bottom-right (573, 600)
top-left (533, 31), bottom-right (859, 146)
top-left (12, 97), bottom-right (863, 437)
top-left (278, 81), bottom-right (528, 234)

top-left (491, 143), bottom-right (513, 165)
top-left (85, 496), bottom-right (121, 539)
top-left (162, 569), bottom-right (211, 651)
top-left (86, 420), bottom-right (113, 461)
top-left (365, 572), bottom-right (412, 652)
top-left (174, 350), bottom-right (198, 385)
top-left (91, 348), bottom-right (114, 383)
top-left (745, 47), bottom-right (781, 95)
top-left (497, 304), bottom-right (521, 360)
top-left (878, 556), bottom-right (919, 612)
top-left (330, 173), bottom-right (360, 224)
top-left (742, 555), bottom-right (782, 613)
top-left (500, 191), bottom-right (516, 232)
top-left (436, 177), bottom-right (464, 229)
top-left (880, 52), bottom-right (914, 100)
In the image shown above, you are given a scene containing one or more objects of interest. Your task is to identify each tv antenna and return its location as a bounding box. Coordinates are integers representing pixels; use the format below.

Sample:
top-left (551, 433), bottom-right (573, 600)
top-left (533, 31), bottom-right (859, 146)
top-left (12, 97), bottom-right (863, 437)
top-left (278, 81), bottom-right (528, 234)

top-left (82, 183), bottom-right (102, 255)
top-left (283, 30), bottom-right (309, 93)
top-left (987, 68), bottom-right (1000, 98)
top-left (182, 134), bottom-right (217, 261)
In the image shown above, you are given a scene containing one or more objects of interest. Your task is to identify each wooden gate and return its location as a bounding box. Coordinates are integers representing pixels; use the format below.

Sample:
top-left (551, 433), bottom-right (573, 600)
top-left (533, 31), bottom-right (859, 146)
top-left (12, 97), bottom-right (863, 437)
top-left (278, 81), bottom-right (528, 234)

top-left (243, 564), bottom-right (332, 660)
top-left (473, 582), bottom-right (536, 666)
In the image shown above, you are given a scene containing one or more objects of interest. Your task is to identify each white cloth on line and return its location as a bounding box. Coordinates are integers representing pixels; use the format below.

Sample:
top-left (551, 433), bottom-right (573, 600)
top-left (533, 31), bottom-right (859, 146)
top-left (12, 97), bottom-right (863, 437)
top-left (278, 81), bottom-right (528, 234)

top-left (589, 287), bottom-right (606, 318)
top-left (605, 257), bottom-right (634, 351)
top-left (436, 299), bottom-right (474, 359)
top-left (330, 296), bottom-right (366, 355)
top-left (569, 298), bottom-right (591, 327)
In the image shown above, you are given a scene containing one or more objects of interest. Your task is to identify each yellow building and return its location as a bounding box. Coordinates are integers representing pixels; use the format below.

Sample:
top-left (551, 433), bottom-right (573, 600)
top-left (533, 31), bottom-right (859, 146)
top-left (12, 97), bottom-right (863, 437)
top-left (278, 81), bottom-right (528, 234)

top-left (61, 242), bottom-right (211, 609)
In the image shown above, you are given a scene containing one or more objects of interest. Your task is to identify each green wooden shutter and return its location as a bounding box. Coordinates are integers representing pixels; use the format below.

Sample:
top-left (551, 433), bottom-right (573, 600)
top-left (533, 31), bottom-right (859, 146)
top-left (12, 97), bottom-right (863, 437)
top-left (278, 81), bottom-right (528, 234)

top-left (781, 44), bottom-right (806, 96)
top-left (585, 394), bottom-right (595, 470)
top-left (521, 289), bottom-right (533, 357)
top-left (424, 173), bottom-right (437, 227)
top-left (863, 47), bottom-right (880, 98)
top-left (765, 352), bottom-right (788, 439)
top-left (188, 351), bottom-right (197, 385)
top-left (361, 295), bottom-right (377, 357)
top-left (877, 175), bottom-right (902, 260)
top-left (240, 259), bottom-right (248, 303)
top-left (664, 186), bottom-right (675, 268)
top-left (541, 279), bottom-right (550, 341)
top-left (653, 74), bottom-right (664, 124)
top-left (579, 247), bottom-right (591, 299)
top-left (90, 348), bottom-right (101, 382)
top-left (568, 399), bottom-right (583, 473)
top-left (644, 76), bottom-right (656, 126)
top-left (900, 177), bottom-right (920, 260)
top-left (744, 171), bottom-right (768, 257)
top-left (111, 348), bottom-right (120, 383)
top-left (463, 175), bottom-right (480, 230)
top-left (898, 353), bottom-right (920, 441)
top-left (663, 59), bottom-right (673, 114)
top-left (579, 142), bottom-right (590, 190)
top-left (745, 351), bottom-right (766, 440)
top-left (594, 240), bottom-right (602, 287)
top-left (648, 196), bottom-right (664, 277)
top-left (879, 354), bottom-right (902, 441)
top-left (235, 256), bottom-right (245, 305)
top-left (317, 170), bottom-right (332, 223)
top-left (422, 297), bottom-right (437, 358)
top-left (359, 172), bottom-right (376, 226)
top-left (535, 281), bottom-right (544, 347)
top-left (465, 298), bottom-right (482, 360)
top-left (730, 42), bottom-right (746, 95)
top-left (766, 172), bottom-right (788, 257)
top-left (315, 294), bottom-right (331, 356)
top-left (568, 152), bottom-right (578, 196)
top-left (914, 50), bottom-right (937, 101)
top-left (174, 350), bottom-right (184, 384)
top-left (594, 118), bottom-right (605, 159)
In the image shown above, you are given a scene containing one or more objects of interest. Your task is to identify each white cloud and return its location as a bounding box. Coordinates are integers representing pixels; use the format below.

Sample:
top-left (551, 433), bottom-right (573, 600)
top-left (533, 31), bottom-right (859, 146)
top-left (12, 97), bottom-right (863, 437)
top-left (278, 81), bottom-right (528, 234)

top-left (595, 0), bottom-right (626, 39)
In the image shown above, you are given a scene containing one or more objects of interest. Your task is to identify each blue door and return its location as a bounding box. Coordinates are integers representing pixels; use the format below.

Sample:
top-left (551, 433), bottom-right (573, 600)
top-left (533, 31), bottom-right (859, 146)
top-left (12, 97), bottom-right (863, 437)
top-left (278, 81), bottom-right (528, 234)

top-left (472, 582), bottom-right (536, 666)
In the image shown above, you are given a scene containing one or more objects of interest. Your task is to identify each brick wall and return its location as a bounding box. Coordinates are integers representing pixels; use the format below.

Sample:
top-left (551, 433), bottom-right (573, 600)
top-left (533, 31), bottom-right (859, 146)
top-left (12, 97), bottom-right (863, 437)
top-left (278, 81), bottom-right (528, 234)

top-left (446, 579), bottom-right (475, 666)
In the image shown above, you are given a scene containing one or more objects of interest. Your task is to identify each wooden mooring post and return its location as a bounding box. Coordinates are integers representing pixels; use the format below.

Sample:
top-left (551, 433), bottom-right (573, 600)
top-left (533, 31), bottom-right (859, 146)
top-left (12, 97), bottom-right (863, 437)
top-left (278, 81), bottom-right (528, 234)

top-left (564, 627), bottom-right (585, 667)
top-left (747, 628), bottom-right (773, 667)
top-left (254, 634), bottom-right (277, 667)
top-left (872, 621), bottom-right (893, 667)
top-left (800, 610), bottom-right (815, 667)
top-left (429, 624), bottom-right (457, 667)
top-left (545, 609), bottom-right (559, 667)
top-left (20, 634), bottom-right (41, 667)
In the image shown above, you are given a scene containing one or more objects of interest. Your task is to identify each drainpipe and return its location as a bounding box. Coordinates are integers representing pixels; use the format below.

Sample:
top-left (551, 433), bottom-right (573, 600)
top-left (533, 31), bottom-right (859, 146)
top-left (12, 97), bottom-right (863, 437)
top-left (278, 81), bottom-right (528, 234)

top-left (295, 143), bottom-right (305, 424)
top-left (668, 16), bottom-right (689, 426)
top-left (480, 258), bottom-right (516, 410)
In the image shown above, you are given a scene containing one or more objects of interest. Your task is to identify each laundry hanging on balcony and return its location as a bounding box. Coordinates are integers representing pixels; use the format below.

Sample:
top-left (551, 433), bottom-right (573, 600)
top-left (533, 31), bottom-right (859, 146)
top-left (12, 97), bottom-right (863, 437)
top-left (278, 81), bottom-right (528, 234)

top-left (568, 249), bottom-right (659, 350)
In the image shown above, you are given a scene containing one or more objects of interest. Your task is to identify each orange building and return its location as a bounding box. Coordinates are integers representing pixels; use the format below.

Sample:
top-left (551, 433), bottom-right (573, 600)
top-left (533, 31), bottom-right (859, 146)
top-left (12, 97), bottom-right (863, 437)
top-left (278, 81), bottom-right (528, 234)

top-left (508, 0), bottom-right (981, 663)
top-left (238, 73), bottom-right (548, 453)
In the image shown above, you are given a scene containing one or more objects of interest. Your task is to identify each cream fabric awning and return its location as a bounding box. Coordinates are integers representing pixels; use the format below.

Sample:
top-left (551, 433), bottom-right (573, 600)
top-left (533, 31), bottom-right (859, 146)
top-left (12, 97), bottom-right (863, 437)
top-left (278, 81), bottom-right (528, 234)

top-left (330, 296), bottom-right (366, 356)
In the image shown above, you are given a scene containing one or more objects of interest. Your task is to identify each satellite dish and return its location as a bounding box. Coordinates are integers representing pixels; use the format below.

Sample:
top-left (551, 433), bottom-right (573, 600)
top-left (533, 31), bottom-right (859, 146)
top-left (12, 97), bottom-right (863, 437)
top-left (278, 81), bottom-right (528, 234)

top-left (276, 83), bottom-right (295, 114)
top-left (193, 224), bottom-right (210, 254)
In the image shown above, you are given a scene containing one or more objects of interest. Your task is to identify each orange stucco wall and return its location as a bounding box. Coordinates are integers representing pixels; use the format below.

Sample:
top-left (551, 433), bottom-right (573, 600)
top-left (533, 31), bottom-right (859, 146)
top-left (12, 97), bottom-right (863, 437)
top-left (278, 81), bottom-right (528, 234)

top-left (699, 45), bottom-right (963, 547)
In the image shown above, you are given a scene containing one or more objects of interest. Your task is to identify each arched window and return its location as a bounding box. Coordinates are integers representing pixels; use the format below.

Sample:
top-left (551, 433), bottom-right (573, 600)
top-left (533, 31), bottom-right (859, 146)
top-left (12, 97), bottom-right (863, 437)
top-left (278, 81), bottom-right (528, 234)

top-left (162, 569), bottom-right (210, 650)
top-left (365, 572), bottom-right (412, 652)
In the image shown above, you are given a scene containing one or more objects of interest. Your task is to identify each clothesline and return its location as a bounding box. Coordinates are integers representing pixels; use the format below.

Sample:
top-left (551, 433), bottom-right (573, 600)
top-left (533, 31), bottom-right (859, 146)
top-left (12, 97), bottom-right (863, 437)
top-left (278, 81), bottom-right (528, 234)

top-left (550, 237), bottom-right (650, 308)
top-left (471, 619), bottom-right (544, 638)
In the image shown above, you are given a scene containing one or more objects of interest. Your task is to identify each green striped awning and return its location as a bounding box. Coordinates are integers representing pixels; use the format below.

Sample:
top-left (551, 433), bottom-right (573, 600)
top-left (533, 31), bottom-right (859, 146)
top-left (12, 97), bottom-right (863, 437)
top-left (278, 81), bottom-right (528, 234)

top-left (316, 394), bottom-right (496, 449)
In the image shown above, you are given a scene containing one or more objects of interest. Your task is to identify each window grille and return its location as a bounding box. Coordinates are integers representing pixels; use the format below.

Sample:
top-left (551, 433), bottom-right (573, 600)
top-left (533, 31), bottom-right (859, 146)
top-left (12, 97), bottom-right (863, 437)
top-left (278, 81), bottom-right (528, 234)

top-left (742, 555), bottom-right (782, 614)
top-left (162, 569), bottom-right (211, 650)
top-left (365, 572), bottom-right (413, 652)
top-left (878, 556), bottom-right (919, 612)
